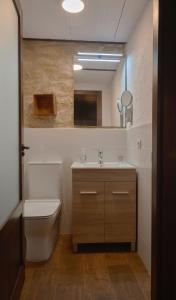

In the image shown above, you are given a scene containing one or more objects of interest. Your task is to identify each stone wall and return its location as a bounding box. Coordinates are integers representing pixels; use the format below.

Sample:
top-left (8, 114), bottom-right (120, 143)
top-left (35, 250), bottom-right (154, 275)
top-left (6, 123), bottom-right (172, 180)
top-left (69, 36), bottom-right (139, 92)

top-left (23, 40), bottom-right (123, 128)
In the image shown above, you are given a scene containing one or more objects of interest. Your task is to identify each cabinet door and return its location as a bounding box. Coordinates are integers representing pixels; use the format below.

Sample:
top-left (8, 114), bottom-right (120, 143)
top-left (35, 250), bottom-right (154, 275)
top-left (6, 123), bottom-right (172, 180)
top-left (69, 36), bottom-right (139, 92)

top-left (105, 182), bottom-right (136, 243)
top-left (73, 182), bottom-right (104, 244)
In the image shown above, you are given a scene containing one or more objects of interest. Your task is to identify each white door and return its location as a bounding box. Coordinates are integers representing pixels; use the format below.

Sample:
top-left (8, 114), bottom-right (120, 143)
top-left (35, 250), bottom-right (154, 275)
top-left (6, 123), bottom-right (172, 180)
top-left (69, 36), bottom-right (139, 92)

top-left (0, 1), bottom-right (24, 299)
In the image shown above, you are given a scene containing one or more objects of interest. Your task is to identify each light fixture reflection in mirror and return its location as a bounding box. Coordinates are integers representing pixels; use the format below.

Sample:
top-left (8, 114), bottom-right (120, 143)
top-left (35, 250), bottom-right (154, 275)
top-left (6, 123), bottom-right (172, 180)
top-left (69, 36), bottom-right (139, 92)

top-left (62, 0), bottom-right (85, 13)
top-left (78, 52), bottom-right (123, 57)
top-left (73, 64), bottom-right (83, 71)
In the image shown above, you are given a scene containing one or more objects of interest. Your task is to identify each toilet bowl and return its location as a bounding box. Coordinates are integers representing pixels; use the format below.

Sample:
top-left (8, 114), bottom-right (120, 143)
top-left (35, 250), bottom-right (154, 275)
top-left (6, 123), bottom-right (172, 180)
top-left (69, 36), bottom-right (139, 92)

top-left (24, 161), bottom-right (62, 262)
top-left (24, 199), bottom-right (61, 262)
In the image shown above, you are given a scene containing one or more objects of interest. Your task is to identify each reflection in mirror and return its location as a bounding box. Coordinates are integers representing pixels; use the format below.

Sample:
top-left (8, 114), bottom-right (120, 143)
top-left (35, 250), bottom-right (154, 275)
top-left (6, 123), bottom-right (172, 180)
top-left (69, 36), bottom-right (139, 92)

top-left (117, 58), bottom-right (133, 127)
top-left (74, 90), bottom-right (102, 127)
top-left (73, 49), bottom-right (126, 128)
top-left (121, 90), bottom-right (133, 107)
top-left (117, 90), bottom-right (133, 128)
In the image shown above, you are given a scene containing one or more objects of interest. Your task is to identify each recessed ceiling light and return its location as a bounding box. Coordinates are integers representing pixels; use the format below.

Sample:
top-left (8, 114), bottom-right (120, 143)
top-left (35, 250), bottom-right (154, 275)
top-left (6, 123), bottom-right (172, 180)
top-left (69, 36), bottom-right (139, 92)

top-left (62, 0), bottom-right (85, 13)
top-left (73, 64), bottom-right (83, 71)
top-left (78, 58), bottom-right (120, 63)
top-left (78, 52), bottom-right (123, 57)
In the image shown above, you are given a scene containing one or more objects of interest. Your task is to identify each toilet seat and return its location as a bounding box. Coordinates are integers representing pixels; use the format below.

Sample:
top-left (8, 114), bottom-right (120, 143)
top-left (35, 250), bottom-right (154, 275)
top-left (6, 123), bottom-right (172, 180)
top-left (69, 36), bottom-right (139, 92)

top-left (23, 199), bottom-right (61, 219)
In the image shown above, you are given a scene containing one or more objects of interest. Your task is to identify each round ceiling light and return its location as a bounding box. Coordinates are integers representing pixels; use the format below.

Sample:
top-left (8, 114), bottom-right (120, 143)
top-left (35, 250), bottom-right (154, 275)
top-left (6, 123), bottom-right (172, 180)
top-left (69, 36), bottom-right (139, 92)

top-left (73, 64), bottom-right (83, 71)
top-left (62, 0), bottom-right (85, 13)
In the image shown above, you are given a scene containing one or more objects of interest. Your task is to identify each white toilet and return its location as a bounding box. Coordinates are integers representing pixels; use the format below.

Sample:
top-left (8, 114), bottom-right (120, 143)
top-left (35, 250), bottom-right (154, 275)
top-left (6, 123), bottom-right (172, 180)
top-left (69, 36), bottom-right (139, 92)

top-left (23, 161), bottom-right (62, 262)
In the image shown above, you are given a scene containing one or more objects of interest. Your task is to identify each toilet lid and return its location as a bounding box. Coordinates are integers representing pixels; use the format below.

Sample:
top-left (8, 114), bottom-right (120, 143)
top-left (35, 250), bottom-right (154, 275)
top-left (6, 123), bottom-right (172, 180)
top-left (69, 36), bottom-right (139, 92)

top-left (23, 199), bottom-right (61, 218)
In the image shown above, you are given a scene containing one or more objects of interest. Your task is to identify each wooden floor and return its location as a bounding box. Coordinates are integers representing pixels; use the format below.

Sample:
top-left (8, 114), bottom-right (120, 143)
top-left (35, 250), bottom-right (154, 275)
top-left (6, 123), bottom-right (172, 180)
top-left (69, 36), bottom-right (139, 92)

top-left (20, 236), bottom-right (151, 300)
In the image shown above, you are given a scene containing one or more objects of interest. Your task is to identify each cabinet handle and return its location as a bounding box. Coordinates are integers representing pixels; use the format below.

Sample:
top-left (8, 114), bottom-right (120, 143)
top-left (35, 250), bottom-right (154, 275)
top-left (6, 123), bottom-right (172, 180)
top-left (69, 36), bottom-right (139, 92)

top-left (112, 191), bottom-right (129, 195)
top-left (80, 191), bottom-right (98, 195)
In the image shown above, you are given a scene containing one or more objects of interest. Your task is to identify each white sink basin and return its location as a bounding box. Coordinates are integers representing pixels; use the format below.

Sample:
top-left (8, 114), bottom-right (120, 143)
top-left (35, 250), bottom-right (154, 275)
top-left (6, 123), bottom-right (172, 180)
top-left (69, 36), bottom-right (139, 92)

top-left (71, 161), bottom-right (136, 169)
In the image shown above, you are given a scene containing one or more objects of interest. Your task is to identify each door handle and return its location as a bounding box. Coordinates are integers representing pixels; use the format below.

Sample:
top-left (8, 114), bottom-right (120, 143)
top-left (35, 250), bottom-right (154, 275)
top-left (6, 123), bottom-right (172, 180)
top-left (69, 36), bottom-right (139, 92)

top-left (21, 144), bottom-right (30, 156)
top-left (80, 191), bottom-right (98, 195)
top-left (112, 191), bottom-right (129, 195)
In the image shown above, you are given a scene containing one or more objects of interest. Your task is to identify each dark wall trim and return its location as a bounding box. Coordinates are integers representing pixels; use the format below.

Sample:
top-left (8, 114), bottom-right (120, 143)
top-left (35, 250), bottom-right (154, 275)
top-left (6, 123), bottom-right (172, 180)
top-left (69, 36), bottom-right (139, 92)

top-left (152, 0), bottom-right (176, 299)
top-left (23, 37), bottom-right (126, 45)
top-left (12, 0), bottom-right (22, 17)
top-left (152, 0), bottom-right (159, 299)
top-left (13, 0), bottom-right (23, 203)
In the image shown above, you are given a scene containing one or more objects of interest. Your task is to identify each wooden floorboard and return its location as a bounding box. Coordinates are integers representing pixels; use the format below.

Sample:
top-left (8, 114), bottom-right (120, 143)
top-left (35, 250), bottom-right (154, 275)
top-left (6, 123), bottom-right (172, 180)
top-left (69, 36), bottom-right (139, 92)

top-left (20, 235), bottom-right (151, 300)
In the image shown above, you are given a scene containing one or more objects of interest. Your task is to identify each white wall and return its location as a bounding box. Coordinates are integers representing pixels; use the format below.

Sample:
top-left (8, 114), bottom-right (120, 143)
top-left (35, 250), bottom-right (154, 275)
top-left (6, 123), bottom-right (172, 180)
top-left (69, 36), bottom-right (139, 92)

top-left (75, 81), bottom-right (112, 127)
top-left (126, 1), bottom-right (153, 127)
top-left (111, 60), bottom-right (126, 127)
top-left (126, 0), bottom-right (153, 272)
top-left (24, 128), bottom-right (127, 234)
top-left (127, 124), bottom-right (152, 272)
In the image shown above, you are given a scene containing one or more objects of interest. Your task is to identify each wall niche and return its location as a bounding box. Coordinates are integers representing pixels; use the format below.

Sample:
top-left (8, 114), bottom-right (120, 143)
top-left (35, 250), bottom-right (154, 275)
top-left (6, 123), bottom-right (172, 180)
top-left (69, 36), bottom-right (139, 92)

top-left (33, 94), bottom-right (56, 117)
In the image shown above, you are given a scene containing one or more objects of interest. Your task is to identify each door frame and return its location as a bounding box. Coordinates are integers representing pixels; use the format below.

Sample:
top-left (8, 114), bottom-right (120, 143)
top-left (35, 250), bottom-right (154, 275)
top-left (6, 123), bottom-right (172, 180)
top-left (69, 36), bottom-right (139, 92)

top-left (152, 0), bottom-right (176, 299)
top-left (1, 0), bottom-right (174, 299)
top-left (0, 1), bottom-right (25, 299)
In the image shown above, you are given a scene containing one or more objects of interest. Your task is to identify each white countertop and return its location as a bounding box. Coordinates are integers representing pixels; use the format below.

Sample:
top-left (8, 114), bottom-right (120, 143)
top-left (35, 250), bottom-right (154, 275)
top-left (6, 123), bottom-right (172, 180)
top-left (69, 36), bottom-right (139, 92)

top-left (71, 162), bottom-right (136, 170)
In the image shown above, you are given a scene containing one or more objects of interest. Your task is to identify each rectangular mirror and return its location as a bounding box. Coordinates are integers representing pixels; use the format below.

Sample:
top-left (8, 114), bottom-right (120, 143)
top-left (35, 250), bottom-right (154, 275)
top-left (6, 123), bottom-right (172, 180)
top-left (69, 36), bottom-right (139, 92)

top-left (74, 48), bottom-right (126, 128)
top-left (23, 41), bottom-right (127, 129)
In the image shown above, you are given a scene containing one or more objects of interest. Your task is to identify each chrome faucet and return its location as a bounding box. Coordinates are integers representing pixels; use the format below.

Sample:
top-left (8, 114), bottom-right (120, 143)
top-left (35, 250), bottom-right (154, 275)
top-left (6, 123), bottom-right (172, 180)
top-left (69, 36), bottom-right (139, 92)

top-left (98, 149), bottom-right (104, 166)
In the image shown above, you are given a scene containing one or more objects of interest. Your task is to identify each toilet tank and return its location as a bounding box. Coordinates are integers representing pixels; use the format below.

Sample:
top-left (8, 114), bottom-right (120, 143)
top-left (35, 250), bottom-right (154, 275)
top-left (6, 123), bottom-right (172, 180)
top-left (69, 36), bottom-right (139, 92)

top-left (27, 161), bottom-right (63, 199)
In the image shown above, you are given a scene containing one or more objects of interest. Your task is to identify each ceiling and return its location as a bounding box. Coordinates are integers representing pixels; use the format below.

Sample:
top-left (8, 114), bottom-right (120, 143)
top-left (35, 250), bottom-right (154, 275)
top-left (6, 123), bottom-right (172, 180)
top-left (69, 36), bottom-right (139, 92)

top-left (20, 0), bottom-right (149, 42)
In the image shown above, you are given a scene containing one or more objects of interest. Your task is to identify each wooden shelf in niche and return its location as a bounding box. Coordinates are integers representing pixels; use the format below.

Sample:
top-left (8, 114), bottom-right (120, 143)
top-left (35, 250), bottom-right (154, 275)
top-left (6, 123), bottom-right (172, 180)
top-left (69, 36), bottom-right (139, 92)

top-left (33, 94), bottom-right (56, 116)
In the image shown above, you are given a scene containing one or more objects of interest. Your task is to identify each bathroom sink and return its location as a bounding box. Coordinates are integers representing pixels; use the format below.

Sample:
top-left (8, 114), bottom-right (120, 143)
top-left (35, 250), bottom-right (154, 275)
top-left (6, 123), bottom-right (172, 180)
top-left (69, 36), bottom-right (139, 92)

top-left (71, 161), bottom-right (136, 169)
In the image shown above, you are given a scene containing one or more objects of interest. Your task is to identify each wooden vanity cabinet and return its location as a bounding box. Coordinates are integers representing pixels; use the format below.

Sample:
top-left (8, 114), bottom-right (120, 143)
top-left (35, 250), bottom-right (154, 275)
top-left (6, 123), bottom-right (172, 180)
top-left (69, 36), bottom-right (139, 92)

top-left (105, 181), bottom-right (136, 247)
top-left (72, 181), bottom-right (104, 245)
top-left (72, 169), bottom-right (137, 252)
